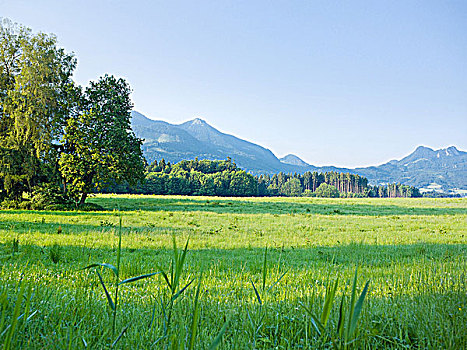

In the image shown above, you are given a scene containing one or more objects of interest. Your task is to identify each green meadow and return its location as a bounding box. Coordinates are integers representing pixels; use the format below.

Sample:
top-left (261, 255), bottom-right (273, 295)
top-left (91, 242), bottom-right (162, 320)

top-left (0, 195), bottom-right (466, 349)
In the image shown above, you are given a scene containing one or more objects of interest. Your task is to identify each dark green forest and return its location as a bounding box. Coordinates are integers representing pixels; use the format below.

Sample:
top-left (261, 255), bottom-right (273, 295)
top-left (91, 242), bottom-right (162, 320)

top-left (106, 158), bottom-right (421, 198)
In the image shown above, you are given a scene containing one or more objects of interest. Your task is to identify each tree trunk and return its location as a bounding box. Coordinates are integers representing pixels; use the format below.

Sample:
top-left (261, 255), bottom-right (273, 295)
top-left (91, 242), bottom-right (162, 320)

top-left (79, 192), bottom-right (87, 206)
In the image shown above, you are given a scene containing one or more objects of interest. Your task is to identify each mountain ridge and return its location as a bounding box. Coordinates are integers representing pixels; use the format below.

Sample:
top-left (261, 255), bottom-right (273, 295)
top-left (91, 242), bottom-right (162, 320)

top-left (131, 111), bottom-right (466, 194)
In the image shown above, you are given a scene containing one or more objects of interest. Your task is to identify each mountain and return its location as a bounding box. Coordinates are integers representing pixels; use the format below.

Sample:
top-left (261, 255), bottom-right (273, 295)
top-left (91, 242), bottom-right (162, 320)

top-left (355, 146), bottom-right (467, 193)
top-left (131, 111), bottom-right (466, 193)
top-left (131, 111), bottom-right (294, 173)
top-left (280, 154), bottom-right (310, 167)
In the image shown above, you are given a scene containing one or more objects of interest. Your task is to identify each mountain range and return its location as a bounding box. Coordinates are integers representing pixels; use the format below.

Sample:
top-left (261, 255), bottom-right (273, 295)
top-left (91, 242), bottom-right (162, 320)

top-left (131, 111), bottom-right (467, 194)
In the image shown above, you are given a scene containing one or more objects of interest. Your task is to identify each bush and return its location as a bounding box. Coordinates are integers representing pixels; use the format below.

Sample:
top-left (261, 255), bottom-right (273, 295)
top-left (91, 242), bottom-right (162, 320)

top-left (30, 183), bottom-right (74, 210)
top-left (0, 199), bottom-right (22, 209)
top-left (315, 183), bottom-right (340, 198)
top-left (77, 202), bottom-right (104, 211)
top-left (302, 189), bottom-right (316, 197)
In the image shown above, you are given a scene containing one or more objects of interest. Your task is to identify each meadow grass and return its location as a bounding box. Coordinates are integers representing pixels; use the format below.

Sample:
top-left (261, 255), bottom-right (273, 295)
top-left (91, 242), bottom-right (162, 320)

top-left (0, 195), bottom-right (465, 348)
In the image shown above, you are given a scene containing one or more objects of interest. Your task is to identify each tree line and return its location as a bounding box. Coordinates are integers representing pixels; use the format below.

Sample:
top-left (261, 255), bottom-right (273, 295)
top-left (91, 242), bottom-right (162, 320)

top-left (104, 158), bottom-right (258, 197)
top-left (106, 159), bottom-right (421, 198)
top-left (258, 171), bottom-right (421, 198)
top-left (0, 19), bottom-right (145, 209)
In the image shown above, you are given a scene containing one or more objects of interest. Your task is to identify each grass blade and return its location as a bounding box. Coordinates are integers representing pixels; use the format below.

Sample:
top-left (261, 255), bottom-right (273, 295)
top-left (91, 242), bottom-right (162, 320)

top-left (250, 280), bottom-right (262, 305)
top-left (208, 316), bottom-right (230, 350)
top-left (118, 272), bottom-right (160, 285)
top-left (337, 293), bottom-right (346, 339)
top-left (348, 280), bottom-right (370, 338)
top-left (3, 282), bottom-right (26, 350)
top-left (300, 302), bottom-right (325, 336)
top-left (188, 275), bottom-right (202, 350)
top-left (82, 263), bottom-right (118, 277)
top-left (111, 325), bottom-right (129, 348)
top-left (262, 247), bottom-right (268, 291)
top-left (346, 267), bottom-right (359, 341)
top-left (266, 269), bottom-right (288, 293)
top-left (321, 278), bottom-right (338, 327)
top-left (156, 265), bottom-right (172, 290)
top-left (96, 270), bottom-right (115, 310)
top-left (171, 279), bottom-right (194, 302)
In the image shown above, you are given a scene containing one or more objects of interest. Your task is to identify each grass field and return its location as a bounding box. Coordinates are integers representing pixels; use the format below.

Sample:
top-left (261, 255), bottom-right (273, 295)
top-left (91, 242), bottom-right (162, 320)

top-left (0, 195), bottom-right (466, 349)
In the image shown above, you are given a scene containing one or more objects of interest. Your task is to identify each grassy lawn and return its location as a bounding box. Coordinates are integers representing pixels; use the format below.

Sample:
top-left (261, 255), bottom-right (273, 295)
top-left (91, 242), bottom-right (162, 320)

top-left (0, 195), bottom-right (466, 348)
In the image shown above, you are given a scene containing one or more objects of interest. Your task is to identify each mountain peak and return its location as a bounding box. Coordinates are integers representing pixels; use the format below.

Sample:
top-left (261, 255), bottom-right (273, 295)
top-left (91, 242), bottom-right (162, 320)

top-left (444, 146), bottom-right (460, 156)
top-left (280, 154), bottom-right (310, 167)
top-left (190, 117), bottom-right (207, 125)
top-left (415, 145), bottom-right (434, 152)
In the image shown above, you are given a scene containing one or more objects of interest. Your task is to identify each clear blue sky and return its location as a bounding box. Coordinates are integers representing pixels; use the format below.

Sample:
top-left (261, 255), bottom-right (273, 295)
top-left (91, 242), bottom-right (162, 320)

top-left (2, 0), bottom-right (466, 167)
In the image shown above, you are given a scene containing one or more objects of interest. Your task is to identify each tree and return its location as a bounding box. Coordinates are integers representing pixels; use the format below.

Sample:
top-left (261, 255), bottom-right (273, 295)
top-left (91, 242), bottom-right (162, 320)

top-left (280, 178), bottom-right (302, 197)
top-left (0, 19), bottom-right (77, 200)
top-left (59, 75), bottom-right (145, 205)
top-left (315, 183), bottom-right (340, 198)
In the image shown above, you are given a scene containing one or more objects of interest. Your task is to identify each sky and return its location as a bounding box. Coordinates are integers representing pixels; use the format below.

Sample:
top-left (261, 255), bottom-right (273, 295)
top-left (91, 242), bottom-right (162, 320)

top-left (2, 0), bottom-right (466, 167)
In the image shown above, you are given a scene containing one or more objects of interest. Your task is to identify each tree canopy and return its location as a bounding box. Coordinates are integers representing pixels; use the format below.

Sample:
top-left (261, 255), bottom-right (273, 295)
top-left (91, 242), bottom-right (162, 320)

top-left (0, 19), bottom-right (145, 208)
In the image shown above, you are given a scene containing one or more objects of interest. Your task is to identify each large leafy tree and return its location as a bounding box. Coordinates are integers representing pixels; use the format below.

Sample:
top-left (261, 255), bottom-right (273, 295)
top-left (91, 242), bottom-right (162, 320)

top-left (59, 75), bottom-right (145, 205)
top-left (0, 18), bottom-right (76, 200)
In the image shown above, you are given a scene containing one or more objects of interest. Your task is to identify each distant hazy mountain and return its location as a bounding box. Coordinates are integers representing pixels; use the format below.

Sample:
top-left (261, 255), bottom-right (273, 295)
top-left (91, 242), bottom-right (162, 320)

top-left (280, 154), bottom-right (310, 167)
top-left (355, 146), bottom-right (467, 193)
top-left (131, 111), bottom-right (466, 193)
top-left (131, 111), bottom-right (294, 173)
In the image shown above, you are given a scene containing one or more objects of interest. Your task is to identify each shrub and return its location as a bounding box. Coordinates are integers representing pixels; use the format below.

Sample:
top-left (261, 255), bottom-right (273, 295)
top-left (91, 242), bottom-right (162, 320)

top-left (30, 183), bottom-right (74, 210)
top-left (315, 183), bottom-right (340, 198)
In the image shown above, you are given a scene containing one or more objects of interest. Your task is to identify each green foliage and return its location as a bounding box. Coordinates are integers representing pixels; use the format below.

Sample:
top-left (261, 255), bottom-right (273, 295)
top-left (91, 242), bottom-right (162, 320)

top-left (30, 183), bottom-right (74, 210)
top-left (0, 19), bottom-right (145, 208)
top-left (315, 183), bottom-right (340, 198)
top-left (108, 158), bottom-right (259, 196)
top-left (301, 268), bottom-right (370, 349)
top-left (0, 19), bottom-right (77, 201)
top-left (281, 177), bottom-right (302, 196)
top-left (59, 75), bottom-right (145, 205)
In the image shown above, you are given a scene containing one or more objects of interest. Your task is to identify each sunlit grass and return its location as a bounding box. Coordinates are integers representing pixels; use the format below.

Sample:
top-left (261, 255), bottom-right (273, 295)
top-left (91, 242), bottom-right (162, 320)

top-left (0, 195), bottom-right (465, 348)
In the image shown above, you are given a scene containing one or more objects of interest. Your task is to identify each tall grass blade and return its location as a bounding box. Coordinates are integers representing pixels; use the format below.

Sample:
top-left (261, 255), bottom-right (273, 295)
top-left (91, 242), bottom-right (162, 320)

top-left (262, 247), bottom-right (268, 291)
top-left (250, 280), bottom-right (262, 305)
top-left (111, 325), bottom-right (129, 348)
top-left (171, 279), bottom-right (194, 302)
top-left (208, 317), bottom-right (230, 350)
top-left (345, 267), bottom-right (359, 341)
top-left (173, 238), bottom-right (189, 294)
top-left (112, 216), bottom-right (123, 336)
top-left (118, 272), bottom-right (160, 285)
top-left (3, 282), bottom-right (26, 350)
top-left (188, 275), bottom-right (202, 350)
top-left (96, 270), bottom-right (115, 310)
top-left (156, 265), bottom-right (172, 290)
top-left (321, 278), bottom-right (338, 327)
top-left (266, 269), bottom-right (288, 293)
top-left (348, 280), bottom-right (370, 338)
top-left (82, 263), bottom-right (118, 277)
top-left (300, 302), bottom-right (325, 336)
top-left (337, 293), bottom-right (346, 339)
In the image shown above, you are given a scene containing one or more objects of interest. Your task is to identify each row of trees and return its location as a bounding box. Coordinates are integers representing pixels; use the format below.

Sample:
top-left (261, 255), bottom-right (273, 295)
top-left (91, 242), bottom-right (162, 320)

top-left (257, 171), bottom-right (420, 198)
top-left (105, 158), bottom-right (258, 196)
top-left (0, 19), bottom-right (145, 208)
top-left (107, 159), bottom-right (421, 198)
